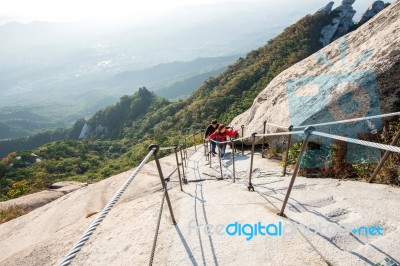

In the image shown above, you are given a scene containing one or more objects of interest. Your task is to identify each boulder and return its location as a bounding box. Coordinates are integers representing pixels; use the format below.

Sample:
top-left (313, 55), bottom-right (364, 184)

top-left (0, 190), bottom-right (65, 211)
top-left (358, 1), bottom-right (385, 25)
top-left (318, 1), bottom-right (335, 14)
top-left (231, 1), bottom-right (400, 146)
top-left (319, 0), bottom-right (356, 46)
top-left (0, 181), bottom-right (86, 211)
top-left (50, 181), bottom-right (87, 193)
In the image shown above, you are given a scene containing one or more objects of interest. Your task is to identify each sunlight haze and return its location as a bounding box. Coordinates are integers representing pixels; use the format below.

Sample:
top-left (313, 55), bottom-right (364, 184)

top-left (0, 0), bottom-right (390, 24)
top-left (0, 0), bottom-right (238, 24)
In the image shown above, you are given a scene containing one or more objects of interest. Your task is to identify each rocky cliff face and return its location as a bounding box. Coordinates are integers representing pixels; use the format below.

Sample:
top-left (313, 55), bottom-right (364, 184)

top-left (78, 123), bottom-right (107, 139)
top-left (319, 0), bottom-right (357, 46)
top-left (319, 0), bottom-right (387, 46)
top-left (230, 0), bottom-right (400, 144)
top-left (358, 0), bottom-right (385, 25)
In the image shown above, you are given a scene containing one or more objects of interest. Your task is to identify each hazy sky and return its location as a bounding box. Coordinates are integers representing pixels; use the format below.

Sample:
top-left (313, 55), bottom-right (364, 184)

top-left (0, 0), bottom-right (393, 24)
top-left (0, 0), bottom-right (236, 23)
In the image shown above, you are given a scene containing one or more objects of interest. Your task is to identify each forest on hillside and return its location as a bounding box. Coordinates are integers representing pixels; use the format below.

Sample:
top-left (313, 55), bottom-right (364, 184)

top-left (3, 7), bottom-right (395, 202)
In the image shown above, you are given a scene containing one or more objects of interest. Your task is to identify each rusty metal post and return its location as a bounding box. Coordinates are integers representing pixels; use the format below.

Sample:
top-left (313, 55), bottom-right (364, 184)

top-left (231, 139), bottom-right (236, 183)
top-left (247, 133), bottom-right (257, 191)
top-left (262, 121), bottom-right (266, 154)
top-left (183, 138), bottom-right (188, 167)
top-left (193, 133), bottom-right (196, 151)
top-left (278, 127), bottom-right (314, 217)
top-left (202, 129), bottom-right (207, 157)
top-left (203, 139), bottom-right (206, 157)
top-left (149, 144), bottom-right (177, 224)
top-left (369, 129), bottom-right (400, 183)
top-left (205, 139), bottom-right (209, 161)
top-left (179, 147), bottom-right (187, 184)
top-left (209, 141), bottom-right (212, 167)
top-left (283, 125), bottom-right (293, 176)
top-left (241, 125), bottom-right (245, 156)
top-left (217, 142), bottom-right (223, 179)
top-left (174, 145), bottom-right (183, 191)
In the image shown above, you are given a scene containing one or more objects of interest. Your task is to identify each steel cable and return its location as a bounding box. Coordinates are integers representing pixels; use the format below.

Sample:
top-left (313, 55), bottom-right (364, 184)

top-left (312, 131), bottom-right (400, 153)
top-left (58, 149), bottom-right (156, 266)
top-left (294, 112), bottom-right (400, 129)
top-left (148, 186), bottom-right (167, 266)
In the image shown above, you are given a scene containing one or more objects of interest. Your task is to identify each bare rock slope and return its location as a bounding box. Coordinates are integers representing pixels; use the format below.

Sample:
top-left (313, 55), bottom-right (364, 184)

top-left (231, 0), bottom-right (400, 139)
top-left (0, 181), bottom-right (86, 211)
top-left (1, 147), bottom-right (400, 265)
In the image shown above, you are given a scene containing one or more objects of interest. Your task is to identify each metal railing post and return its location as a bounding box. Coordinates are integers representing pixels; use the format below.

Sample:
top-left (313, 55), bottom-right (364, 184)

top-left (174, 145), bottom-right (183, 191)
top-left (149, 144), bottom-right (177, 224)
top-left (203, 138), bottom-right (205, 157)
top-left (241, 125), bottom-right (245, 156)
top-left (217, 142), bottom-right (223, 180)
top-left (283, 125), bottom-right (293, 176)
top-left (248, 133), bottom-right (256, 191)
top-left (193, 133), bottom-right (197, 151)
top-left (278, 127), bottom-right (314, 217)
top-left (205, 139), bottom-right (209, 161)
top-left (369, 129), bottom-right (400, 183)
top-left (58, 149), bottom-right (155, 266)
top-left (203, 137), bottom-right (207, 157)
top-left (231, 139), bottom-right (236, 183)
top-left (179, 147), bottom-right (187, 184)
top-left (262, 121), bottom-right (266, 154)
top-left (209, 141), bottom-right (212, 168)
top-left (183, 139), bottom-right (188, 167)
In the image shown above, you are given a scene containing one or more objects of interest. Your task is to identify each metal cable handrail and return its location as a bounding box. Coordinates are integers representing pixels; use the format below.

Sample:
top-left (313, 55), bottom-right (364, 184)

top-left (232, 136), bottom-right (252, 143)
top-left (265, 122), bottom-right (289, 130)
top-left (207, 130), bottom-right (302, 146)
top-left (209, 138), bottom-right (230, 145)
top-left (312, 131), bottom-right (400, 153)
top-left (58, 148), bottom-right (156, 266)
top-left (232, 121), bottom-right (288, 129)
top-left (166, 167), bottom-right (178, 180)
top-left (294, 111), bottom-right (400, 129)
top-left (159, 146), bottom-right (177, 151)
top-left (58, 130), bottom-right (207, 265)
top-left (226, 112), bottom-right (400, 140)
top-left (148, 186), bottom-right (167, 266)
top-left (279, 125), bottom-right (400, 216)
top-left (58, 113), bottom-right (400, 265)
top-left (255, 131), bottom-right (303, 137)
top-left (209, 137), bottom-right (248, 145)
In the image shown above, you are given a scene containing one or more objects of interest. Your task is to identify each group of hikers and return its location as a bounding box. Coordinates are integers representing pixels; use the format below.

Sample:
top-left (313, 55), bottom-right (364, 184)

top-left (204, 119), bottom-right (239, 158)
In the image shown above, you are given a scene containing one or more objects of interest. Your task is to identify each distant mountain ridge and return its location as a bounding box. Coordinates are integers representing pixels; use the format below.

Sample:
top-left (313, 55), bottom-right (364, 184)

top-left (0, 1), bottom-right (392, 202)
top-left (0, 55), bottom-right (238, 140)
top-left (1, 1), bottom-right (388, 155)
top-left (1, 0), bottom-right (351, 142)
top-left (0, 1), bottom-right (385, 142)
top-left (109, 55), bottom-right (240, 89)
top-left (154, 67), bottom-right (226, 100)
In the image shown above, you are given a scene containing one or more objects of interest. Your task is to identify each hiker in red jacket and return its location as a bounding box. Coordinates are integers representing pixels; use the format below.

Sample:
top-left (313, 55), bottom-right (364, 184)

top-left (205, 119), bottom-right (219, 155)
top-left (207, 124), bottom-right (238, 158)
